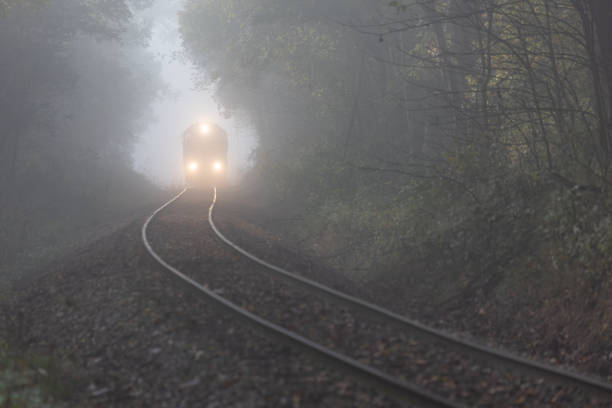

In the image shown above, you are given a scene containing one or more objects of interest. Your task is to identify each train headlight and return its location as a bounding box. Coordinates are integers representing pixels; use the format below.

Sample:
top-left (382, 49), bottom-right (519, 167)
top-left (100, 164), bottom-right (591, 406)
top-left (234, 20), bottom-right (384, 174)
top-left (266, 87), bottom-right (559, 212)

top-left (200, 123), bottom-right (210, 133)
top-left (188, 162), bottom-right (199, 172)
top-left (212, 161), bottom-right (223, 172)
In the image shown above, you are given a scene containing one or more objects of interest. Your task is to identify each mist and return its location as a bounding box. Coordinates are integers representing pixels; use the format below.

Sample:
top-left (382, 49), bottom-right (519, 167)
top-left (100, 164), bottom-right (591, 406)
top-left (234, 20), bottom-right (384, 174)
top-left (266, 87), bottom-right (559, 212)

top-left (3, 1), bottom-right (612, 407)
top-left (132, 0), bottom-right (256, 187)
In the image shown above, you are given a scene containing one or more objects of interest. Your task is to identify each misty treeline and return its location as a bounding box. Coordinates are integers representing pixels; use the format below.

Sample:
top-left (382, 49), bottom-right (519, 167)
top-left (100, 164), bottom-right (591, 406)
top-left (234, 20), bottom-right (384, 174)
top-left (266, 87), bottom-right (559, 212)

top-left (181, 1), bottom-right (612, 283)
top-left (0, 0), bottom-right (162, 269)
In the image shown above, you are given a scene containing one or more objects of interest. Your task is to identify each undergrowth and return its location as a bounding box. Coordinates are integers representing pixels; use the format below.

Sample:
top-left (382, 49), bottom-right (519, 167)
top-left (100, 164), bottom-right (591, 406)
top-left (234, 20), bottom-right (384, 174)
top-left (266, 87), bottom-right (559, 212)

top-left (0, 342), bottom-right (69, 408)
top-left (290, 173), bottom-right (612, 306)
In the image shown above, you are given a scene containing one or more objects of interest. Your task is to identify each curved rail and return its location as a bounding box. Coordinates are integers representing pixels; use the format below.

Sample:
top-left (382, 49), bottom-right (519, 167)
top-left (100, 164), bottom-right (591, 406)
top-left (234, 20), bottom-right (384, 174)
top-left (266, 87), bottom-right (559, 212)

top-left (208, 188), bottom-right (612, 398)
top-left (142, 188), bottom-right (463, 408)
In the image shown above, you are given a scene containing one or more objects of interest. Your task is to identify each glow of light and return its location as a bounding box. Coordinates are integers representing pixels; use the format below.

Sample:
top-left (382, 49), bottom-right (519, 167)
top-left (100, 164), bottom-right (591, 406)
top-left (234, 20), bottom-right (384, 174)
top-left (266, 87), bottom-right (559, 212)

top-left (212, 161), bottom-right (223, 172)
top-left (200, 123), bottom-right (210, 133)
top-left (188, 162), bottom-right (199, 172)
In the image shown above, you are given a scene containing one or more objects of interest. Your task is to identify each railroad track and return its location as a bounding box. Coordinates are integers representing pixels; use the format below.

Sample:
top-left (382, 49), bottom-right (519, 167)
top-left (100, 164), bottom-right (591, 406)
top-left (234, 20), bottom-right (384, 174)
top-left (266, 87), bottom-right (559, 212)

top-left (142, 188), bottom-right (612, 407)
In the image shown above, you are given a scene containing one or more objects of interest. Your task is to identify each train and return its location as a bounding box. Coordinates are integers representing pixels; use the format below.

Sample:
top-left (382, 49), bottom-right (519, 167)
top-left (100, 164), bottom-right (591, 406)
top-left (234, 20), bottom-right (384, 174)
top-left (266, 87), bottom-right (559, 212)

top-left (182, 122), bottom-right (228, 188)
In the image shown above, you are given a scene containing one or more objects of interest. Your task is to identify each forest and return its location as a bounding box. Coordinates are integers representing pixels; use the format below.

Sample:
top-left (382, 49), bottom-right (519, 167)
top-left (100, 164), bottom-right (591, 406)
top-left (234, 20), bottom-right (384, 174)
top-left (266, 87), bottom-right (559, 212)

top-left (0, 0), bottom-right (163, 283)
top-left (3, 0), bottom-right (612, 406)
top-left (179, 0), bottom-right (612, 376)
top-left (180, 0), bottom-right (612, 295)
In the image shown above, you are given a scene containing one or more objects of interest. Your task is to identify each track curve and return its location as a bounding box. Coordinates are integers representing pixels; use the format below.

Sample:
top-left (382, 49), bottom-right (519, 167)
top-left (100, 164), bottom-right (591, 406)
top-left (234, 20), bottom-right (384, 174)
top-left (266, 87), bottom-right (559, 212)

top-left (142, 188), bottom-right (463, 408)
top-left (207, 190), bottom-right (612, 398)
top-left (143, 187), bottom-right (612, 406)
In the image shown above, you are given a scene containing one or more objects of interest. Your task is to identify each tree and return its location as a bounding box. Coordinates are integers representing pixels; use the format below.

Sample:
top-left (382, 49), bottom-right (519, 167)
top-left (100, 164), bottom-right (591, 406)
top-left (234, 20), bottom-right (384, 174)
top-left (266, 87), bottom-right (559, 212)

top-left (178, 0), bottom-right (612, 281)
top-left (0, 0), bottom-right (162, 266)
top-left (179, 0), bottom-right (612, 206)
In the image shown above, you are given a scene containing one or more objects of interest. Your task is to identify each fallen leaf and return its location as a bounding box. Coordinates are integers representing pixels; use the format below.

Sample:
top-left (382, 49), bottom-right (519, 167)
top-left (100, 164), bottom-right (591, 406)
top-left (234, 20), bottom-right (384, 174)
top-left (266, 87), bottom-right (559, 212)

top-left (179, 377), bottom-right (201, 389)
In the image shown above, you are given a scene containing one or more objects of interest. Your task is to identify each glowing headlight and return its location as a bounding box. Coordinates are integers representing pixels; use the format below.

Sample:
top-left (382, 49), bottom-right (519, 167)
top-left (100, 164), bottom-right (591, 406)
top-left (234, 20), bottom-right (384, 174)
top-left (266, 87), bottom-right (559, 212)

top-left (200, 123), bottom-right (210, 133)
top-left (188, 162), bottom-right (199, 172)
top-left (212, 161), bottom-right (223, 172)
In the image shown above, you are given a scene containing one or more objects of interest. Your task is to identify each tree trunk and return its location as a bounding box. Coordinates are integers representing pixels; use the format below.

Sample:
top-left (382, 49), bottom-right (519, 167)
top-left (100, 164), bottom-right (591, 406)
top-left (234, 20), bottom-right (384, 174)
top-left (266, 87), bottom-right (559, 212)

top-left (590, 0), bottom-right (612, 155)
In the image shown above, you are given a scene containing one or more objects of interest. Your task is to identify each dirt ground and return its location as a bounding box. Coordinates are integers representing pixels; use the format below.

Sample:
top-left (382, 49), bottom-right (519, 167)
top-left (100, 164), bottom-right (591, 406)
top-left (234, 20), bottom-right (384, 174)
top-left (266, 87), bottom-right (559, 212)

top-left (3, 188), bottom-right (612, 407)
top-left (212, 189), bottom-right (612, 382)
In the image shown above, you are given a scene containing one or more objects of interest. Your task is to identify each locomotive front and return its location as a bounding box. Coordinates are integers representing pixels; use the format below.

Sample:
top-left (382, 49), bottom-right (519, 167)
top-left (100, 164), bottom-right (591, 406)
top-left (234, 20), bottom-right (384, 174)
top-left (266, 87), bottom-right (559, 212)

top-left (183, 122), bottom-right (228, 188)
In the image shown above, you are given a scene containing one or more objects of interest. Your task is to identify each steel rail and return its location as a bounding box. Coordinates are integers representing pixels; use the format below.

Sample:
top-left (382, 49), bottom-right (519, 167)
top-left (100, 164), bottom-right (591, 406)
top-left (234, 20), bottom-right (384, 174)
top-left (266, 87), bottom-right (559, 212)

top-left (209, 188), bottom-right (612, 399)
top-left (142, 188), bottom-right (464, 408)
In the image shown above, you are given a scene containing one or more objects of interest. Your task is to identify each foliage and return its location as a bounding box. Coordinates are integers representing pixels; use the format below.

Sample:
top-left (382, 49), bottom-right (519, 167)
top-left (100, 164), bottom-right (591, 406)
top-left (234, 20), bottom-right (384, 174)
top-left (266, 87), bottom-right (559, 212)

top-left (180, 1), bottom-right (612, 284)
top-left (0, 0), bottom-right (163, 270)
top-left (0, 342), bottom-right (69, 407)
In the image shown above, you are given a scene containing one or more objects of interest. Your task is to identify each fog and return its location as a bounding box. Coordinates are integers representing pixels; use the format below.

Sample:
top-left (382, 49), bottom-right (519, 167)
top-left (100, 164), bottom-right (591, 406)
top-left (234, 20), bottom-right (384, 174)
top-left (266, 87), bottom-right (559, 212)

top-left (3, 1), bottom-right (612, 406)
top-left (132, 0), bottom-right (256, 187)
top-left (0, 0), bottom-right (258, 280)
